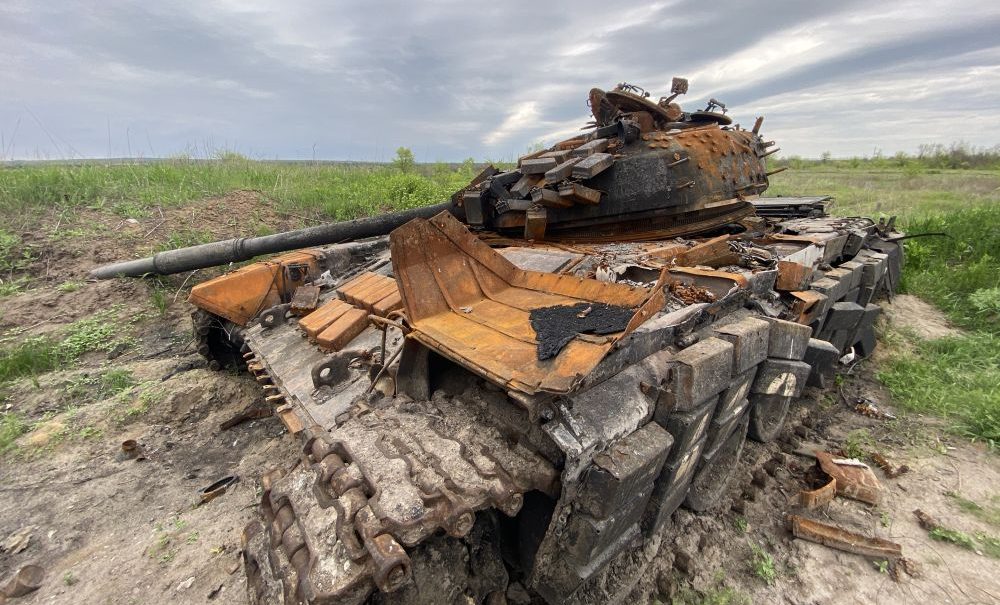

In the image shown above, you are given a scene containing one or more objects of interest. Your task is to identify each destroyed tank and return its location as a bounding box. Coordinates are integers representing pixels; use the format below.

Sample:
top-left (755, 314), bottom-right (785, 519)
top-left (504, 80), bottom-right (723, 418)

top-left (91, 78), bottom-right (904, 605)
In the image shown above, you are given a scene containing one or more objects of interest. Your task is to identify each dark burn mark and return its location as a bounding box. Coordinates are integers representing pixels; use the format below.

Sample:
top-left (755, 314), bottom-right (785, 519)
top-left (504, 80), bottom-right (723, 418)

top-left (530, 302), bottom-right (634, 360)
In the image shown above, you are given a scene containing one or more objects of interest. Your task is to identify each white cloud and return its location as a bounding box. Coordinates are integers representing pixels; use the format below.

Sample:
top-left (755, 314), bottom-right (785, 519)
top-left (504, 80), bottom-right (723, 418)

top-left (483, 102), bottom-right (539, 146)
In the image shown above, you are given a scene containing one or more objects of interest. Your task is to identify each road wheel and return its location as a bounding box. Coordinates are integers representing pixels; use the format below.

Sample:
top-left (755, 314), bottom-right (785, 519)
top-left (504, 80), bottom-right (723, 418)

top-left (747, 394), bottom-right (791, 443)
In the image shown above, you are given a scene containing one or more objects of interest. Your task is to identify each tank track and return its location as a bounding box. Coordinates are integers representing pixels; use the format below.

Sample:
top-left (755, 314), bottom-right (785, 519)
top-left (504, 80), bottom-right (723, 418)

top-left (242, 388), bottom-right (559, 605)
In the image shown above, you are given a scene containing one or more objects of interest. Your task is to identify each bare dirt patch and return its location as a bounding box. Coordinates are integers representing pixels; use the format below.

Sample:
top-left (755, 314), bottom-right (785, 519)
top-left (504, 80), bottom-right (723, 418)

top-left (880, 294), bottom-right (961, 340)
top-left (0, 193), bottom-right (305, 604)
top-left (0, 366), bottom-right (297, 605)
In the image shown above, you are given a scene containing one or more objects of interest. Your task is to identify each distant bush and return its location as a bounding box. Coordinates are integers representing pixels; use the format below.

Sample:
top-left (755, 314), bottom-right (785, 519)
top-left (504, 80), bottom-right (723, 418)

top-left (392, 147), bottom-right (415, 173)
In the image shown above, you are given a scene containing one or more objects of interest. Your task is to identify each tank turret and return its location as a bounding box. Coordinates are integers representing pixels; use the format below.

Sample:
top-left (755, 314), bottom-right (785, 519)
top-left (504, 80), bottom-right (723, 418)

top-left (91, 78), bottom-right (777, 278)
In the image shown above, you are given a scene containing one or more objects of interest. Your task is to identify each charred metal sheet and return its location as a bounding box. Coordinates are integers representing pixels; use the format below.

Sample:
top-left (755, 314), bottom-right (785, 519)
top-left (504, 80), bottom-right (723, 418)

top-left (789, 515), bottom-right (902, 559)
top-left (751, 196), bottom-right (831, 218)
top-left (530, 302), bottom-right (635, 360)
top-left (815, 451), bottom-right (883, 505)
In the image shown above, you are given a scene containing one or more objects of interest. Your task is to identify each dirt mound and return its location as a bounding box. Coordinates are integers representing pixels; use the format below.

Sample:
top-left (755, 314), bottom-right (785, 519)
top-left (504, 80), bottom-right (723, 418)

top-left (0, 279), bottom-right (149, 334)
top-left (1, 189), bottom-right (309, 335)
top-left (0, 365), bottom-right (298, 605)
top-left (13, 189), bottom-right (312, 285)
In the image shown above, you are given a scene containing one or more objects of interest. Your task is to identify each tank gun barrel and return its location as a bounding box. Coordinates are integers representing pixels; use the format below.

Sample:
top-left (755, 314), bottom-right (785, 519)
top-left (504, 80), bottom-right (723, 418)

top-left (90, 201), bottom-right (453, 279)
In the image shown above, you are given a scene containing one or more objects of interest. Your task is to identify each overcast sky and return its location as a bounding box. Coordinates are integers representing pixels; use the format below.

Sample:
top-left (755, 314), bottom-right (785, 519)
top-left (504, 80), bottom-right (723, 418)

top-left (2, 0), bottom-right (999, 161)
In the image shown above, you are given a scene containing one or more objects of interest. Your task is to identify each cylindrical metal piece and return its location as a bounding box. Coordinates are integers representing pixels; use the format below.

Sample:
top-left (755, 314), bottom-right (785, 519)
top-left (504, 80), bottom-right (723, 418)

top-left (90, 201), bottom-right (453, 279)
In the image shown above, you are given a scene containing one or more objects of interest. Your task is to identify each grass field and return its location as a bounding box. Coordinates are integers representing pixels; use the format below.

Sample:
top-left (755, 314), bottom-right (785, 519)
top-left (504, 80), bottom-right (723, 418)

top-left (0, 159), bottom-right (998, 446)
top-left (0, 154), bottom-right (479, 221)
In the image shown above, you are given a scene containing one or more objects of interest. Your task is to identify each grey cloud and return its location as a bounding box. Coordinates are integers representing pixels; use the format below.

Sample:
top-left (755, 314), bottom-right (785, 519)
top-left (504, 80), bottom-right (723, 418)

top-left (1, 0), bottom-right (998, 160)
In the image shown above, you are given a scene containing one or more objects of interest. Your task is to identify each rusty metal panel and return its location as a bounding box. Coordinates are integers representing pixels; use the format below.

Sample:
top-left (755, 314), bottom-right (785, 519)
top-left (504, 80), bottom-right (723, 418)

top-left (289, 284), bottom-right (321, 315)
top-left (188, 250), bottom-right (322, 326)
top-left (789, 515), bottom-right (901, 559)
top-left (390, 212), bottom-right (662, 395)
top-left (775, 260), bottom-right (813, 291)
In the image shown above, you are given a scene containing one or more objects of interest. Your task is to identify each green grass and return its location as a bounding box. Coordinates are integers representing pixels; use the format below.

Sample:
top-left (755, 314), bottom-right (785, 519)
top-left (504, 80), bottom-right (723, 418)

top-left (0, 412), bottom-right (30, 454)
top-left (56, 280), bottom-right (84, 293)
top-left (878, 327), bottom-right (999, 447)
top-left (775, 171), bottom-right (1000, 448)
top-left (111, 382), bottom-right (164, 425)
top-left (746, 541), bottom-right (777, 585)
top-left (928, 525), bottom-right (1000, 558)
top-left (668, 585), bottom-right (750, 605)
top-left (946, 492), bottom-right (1000, 528)
top-left (0, 312), bottom-right (131, 385)
top-left (100, 369), bottom-right (137, 395)
top-left (898, 205), bottom-right (1000, 334)
top-left (0, 336), bottom-right (63, 383)
top-left (768, 168), bottom-right (1000, 219)
top-left (843, 428), bottom-right (875, 459)
top-left (0, 278), bottom-right (28, 297)
top-left (0, 155), bottom-right (481, 221)
top-left (884, 204), bottom-right (1000, 447)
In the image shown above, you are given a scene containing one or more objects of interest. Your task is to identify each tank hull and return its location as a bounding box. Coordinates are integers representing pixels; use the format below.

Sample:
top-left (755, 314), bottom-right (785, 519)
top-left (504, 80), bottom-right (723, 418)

top-left (219, 202), bottom-right (901, 604)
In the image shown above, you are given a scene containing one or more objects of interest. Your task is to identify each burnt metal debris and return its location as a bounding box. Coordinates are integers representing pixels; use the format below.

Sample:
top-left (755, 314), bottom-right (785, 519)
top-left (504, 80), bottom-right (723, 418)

top-left (529, 303), bottom-right (635, 360)
top-left (94, 79), bottom-right (905, 604)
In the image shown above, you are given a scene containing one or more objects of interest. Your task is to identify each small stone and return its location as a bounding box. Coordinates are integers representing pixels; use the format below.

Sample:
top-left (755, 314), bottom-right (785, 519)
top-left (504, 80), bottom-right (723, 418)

top-left (106, 341), bottom-right (129, 360)
top-left (506, 581), bottom-right (532, 605)
top-left (673, 549), bottom-right (694, 574)
top-left (656, 570), bottom-right (675, 597)
top-left (177, 577), bottom-right (195, 591)
top-left (751, 469), bottom-right (768, 488)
